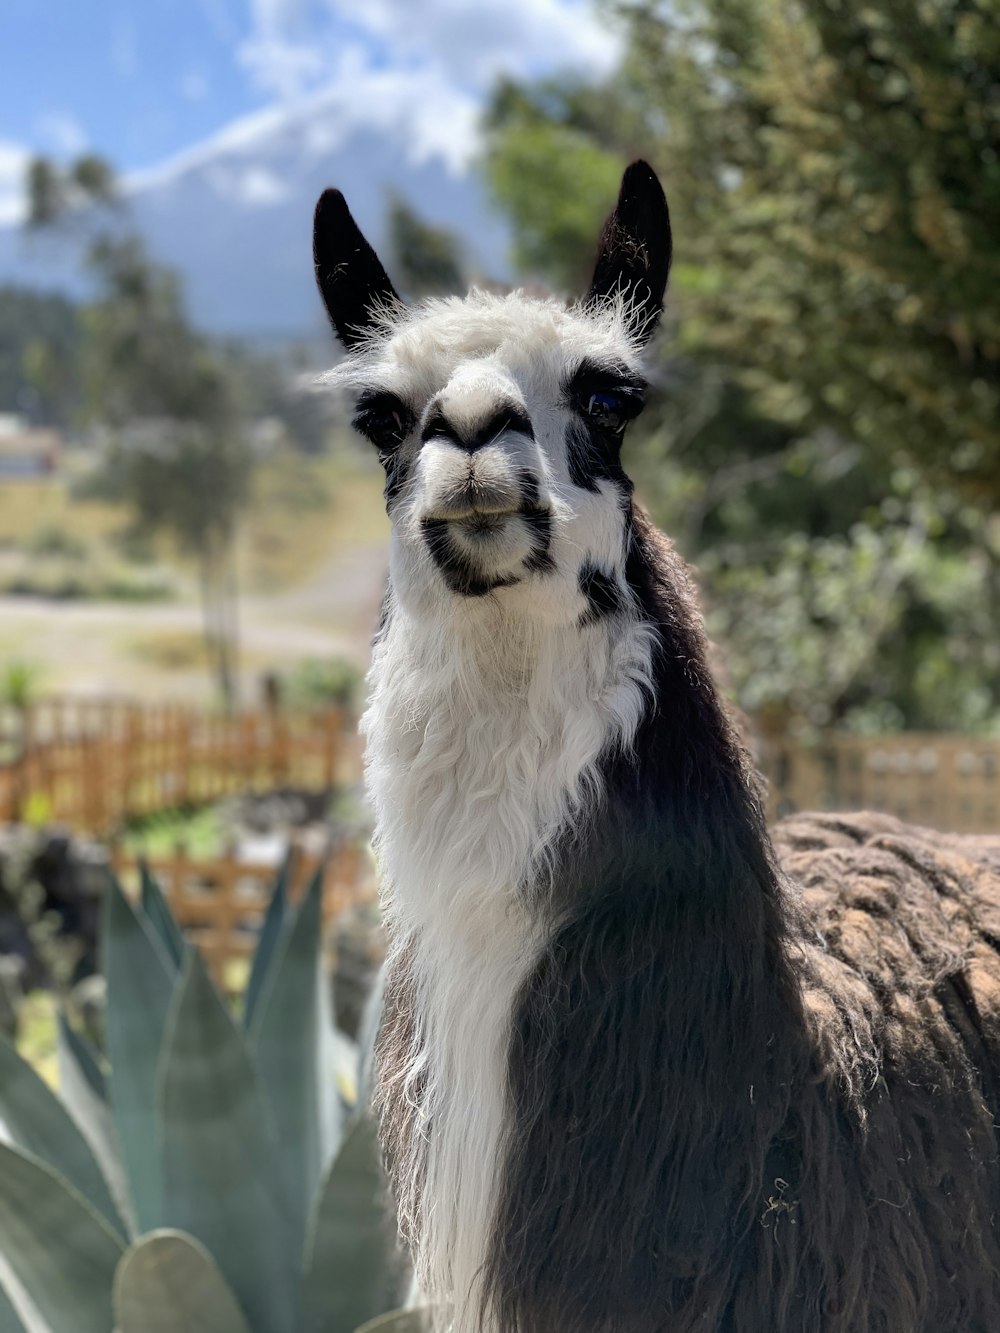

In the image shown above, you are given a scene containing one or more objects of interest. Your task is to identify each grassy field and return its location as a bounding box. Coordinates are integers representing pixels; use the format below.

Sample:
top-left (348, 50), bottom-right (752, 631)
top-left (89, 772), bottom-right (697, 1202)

top-left (242, 444), bottom-right (388, 594)
top-left (0, 472), bottom-right (124, 551)
top-left (0, 441), bottom-right (389, 702)
top-left (0, 442), bottom-right (387, 596)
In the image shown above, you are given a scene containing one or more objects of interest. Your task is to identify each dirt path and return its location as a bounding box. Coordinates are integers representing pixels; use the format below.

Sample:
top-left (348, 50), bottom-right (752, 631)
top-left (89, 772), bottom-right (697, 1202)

top-left (0, 535), bottom-right (389, 703)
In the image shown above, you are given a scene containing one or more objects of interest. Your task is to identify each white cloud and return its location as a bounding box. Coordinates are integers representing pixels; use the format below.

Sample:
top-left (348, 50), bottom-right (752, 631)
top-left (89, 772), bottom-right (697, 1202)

top-left (128, 49), bottom-right (481, 200)
top-left (236, 0), bottom-right (620, 103)
top-left (114, 0), bottom-right (614, 211)
top-left (0, 139), bottom-right (29, 226)
top-left (36, 112), bottom-right (88, 156)
top-left (327, 0), bottom-right (622, 88)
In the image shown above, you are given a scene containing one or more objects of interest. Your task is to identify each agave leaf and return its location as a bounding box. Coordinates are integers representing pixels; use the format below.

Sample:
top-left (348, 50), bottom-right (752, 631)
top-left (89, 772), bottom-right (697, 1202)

top-left (0, 1142), bottom-right (123, 1333)
top-left (102, 873), bottom-right (176, 1232)
top-left (0, 1034), bottom-right (125, 1239)
top-left (243, 852), bottom-right (292, 1030)
top-left (249, 866), bottom-right (339, 1253)
top-left (113, 1230), bottom-right (253, 1333)
top-left (56, 1013), bottom-right (105, 1101)
top-left (300, 1115), bottom-right (404, 1333)
top-left (0, 1256), bottom-right (47, 1333)
top-left (0, 1275), bottom-right (28, 1333)
top-left (139, 862), bottom-right (187, 971)
top-left (158, 951), bottom-right (298, 1333)
top-left (353, 1312), bottom-right (430, 1333)
top-left (56, 1016), bottom-right (134, 1238)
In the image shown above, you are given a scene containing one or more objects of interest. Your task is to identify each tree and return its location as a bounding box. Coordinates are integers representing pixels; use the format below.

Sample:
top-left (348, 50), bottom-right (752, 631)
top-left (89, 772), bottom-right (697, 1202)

top-left (25, 158), bottom-right (66, 229)
top-left (482, 1), bottom-right (1000, 734)
top-left (486, 0), bottom-right (1000, 502)
top-left (385, 196), bottom-right (465, 297)
top-left (0, 287), bottom-right (82, 425)
top-left (84, 234), bottom-right (252, 707)
top-left (23, 154), bottom-right (254, 706)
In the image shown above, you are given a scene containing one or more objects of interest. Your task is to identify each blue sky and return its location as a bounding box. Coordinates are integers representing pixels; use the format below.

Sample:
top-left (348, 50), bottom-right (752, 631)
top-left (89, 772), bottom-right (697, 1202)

top-left (0, 0), bottom-right (619, 223)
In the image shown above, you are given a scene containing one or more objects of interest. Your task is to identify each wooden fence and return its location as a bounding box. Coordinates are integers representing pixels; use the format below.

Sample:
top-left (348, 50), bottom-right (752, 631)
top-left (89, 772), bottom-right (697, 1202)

top-left (759, 732), bottom-right (1000, 834)
top-left (111, 839), bottom-right (377, 986)
top-left (0, 697), bottom-right (349, 832)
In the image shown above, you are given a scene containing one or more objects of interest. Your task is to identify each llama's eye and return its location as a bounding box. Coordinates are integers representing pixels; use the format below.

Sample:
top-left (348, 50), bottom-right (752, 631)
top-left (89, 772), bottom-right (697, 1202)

top-left (586, 391), bottom-right (628, 435)
top-left (354, 396), bottom-right (413, 450)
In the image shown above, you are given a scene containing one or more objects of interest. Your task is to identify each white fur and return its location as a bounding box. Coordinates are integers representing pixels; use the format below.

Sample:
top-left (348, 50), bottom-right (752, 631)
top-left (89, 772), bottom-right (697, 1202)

top-left (350, 288), bottom-right (655, 1330)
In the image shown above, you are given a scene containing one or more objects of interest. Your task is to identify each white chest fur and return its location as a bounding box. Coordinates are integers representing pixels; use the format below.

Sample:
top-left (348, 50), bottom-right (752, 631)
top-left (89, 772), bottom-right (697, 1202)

top-left (363, 591), bottom-right (654, 1330)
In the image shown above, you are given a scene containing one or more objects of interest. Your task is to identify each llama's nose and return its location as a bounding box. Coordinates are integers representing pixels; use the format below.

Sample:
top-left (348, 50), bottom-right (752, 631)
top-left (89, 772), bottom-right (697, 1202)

top-left (420, 404), bottom-right (534, 453)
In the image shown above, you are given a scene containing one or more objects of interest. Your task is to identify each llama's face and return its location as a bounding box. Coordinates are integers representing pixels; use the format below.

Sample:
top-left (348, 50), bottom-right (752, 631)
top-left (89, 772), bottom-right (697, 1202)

top-left (314, 163), bottom-right (671, 625)
top-left (342, 296), bottom-right (649, 622)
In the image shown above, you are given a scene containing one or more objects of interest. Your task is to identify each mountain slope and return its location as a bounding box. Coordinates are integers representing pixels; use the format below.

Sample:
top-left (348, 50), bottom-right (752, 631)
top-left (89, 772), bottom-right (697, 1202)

top-left (0, 86), bottom-right (510, 339)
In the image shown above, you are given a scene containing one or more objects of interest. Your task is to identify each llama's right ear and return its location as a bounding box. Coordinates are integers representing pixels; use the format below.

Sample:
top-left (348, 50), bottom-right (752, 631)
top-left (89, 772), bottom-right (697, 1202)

top-left (314, 189), bottom-right (401, 348)
top-left (585, 161), bottom-right (672, 343)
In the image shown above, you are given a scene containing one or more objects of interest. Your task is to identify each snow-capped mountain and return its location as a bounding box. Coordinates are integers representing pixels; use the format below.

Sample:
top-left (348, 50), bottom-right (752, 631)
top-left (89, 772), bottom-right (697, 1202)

top-left (0, 80), bottom-right (511, 340)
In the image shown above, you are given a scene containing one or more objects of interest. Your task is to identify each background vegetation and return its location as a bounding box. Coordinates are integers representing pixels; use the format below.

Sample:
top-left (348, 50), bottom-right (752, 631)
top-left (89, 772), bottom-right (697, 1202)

top-left (482, 0), bottom-right (1000, 735)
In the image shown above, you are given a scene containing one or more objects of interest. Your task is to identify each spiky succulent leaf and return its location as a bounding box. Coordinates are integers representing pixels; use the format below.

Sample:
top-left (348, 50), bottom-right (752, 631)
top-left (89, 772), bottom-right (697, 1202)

top-left (250, 866), bottom-right (340, 1255)
top-left (102, 873), bottom-right (176, 1232)
top-left (353, 1312), bottom-right (430, 1333)
top-left (139, 862), bottom-right (187, 971)
top-left (0, 1275), bottom-right (27, 1333)
top-left (0, 1142), bottom-right (124, 1333)
top-left (243, 853), bottom-right (291, 1030)
top-left (0, 1035), bottom-right (125, 1239)
top-left (56, 1015), bottom-right (134, 1238)
top-left (158, 951), bottom-right (298, 1333)
top-left (113, 1230), bottom-right (253, 1333)
top-left (56, 1013), bottom-right (105, 1100)
top-left (301, 1115), bottom-right (404, 1333)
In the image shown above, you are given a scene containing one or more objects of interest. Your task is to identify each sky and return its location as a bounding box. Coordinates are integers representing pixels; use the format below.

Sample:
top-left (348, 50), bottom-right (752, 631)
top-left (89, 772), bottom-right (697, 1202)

top-left (0, 0), bottom-right (620, 224)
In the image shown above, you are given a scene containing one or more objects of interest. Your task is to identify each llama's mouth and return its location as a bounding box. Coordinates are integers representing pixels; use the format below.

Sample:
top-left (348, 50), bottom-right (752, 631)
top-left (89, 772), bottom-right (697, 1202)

top-left (420, 504), bottom-right (554, 596)
top-left (422, 504), bottom-right (521, 529)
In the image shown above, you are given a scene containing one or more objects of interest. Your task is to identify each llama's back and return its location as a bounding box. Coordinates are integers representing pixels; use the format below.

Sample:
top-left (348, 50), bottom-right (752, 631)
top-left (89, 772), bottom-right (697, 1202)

top-left (760, 811), bottom-right (1000, 1331)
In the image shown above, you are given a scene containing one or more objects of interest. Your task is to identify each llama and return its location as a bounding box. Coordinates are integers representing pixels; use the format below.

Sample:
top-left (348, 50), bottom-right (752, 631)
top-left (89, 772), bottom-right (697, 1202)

top-left (314, 163), bottom-right (1000, 1332)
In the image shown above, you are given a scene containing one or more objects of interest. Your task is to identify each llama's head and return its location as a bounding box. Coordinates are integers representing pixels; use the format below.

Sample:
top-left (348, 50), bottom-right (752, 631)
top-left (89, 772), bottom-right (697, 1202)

top-left (314, 163), bottom-right (670, 628)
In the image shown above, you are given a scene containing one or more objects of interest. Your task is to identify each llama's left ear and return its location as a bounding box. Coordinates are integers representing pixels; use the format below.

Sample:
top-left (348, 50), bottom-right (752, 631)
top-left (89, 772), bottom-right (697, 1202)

top-left (585, 161), bottom-right (672, 343)
top-left (314, 189), bottom-right (401, 348)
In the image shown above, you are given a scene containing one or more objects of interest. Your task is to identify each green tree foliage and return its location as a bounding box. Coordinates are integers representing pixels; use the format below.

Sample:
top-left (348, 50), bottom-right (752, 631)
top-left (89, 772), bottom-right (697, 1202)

top-left (25, 152), bottom-right (118, 230)
top-left (483, 0), bottom-right (1000, 734)
top-left (22, 153), bottom-right (254, 707)
top-left (0, 287), bottom-right (82, 424)
top-left (25, 157), bottom-right (66, 229)
top-left (85, 234), bottom-right (252, 707)
top-left (385, 195), bottom-right (465, 297)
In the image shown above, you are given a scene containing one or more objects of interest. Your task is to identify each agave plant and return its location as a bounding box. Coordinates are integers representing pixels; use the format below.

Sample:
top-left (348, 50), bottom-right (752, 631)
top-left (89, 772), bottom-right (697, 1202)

top-left (0, 862), bottom-right (419, 1333)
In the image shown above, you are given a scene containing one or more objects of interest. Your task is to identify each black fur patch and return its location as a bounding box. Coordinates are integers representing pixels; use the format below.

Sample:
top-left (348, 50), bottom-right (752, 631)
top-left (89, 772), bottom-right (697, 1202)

top-left (577, 561), bottom-right (626, 626)
top-left (314, 189), bottom-right (400, 348)
top-left (519, 504), bottom-right (554, 575)
top-left (585, 160), bottom-right (672, 345)
top-left (421, 518), bottom-right (520, 598)
top-left (480, 504), bottom-right (1000, 1332)
top-left (564, 360), bottom-right (646, 492)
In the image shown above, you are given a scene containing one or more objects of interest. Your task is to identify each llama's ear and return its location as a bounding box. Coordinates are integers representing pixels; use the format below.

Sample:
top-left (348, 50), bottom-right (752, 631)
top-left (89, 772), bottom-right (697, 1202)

top-left (314, 189), bottom-right (401, 348)
top-left (585, 161), bottom-right (672, 343)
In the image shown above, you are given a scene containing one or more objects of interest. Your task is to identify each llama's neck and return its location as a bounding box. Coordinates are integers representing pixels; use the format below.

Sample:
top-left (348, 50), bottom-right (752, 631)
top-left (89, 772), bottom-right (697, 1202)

top-left (364, 584), bottom-right (657, 1325)
top-left (367, 511), bottom-right (798, 1333)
